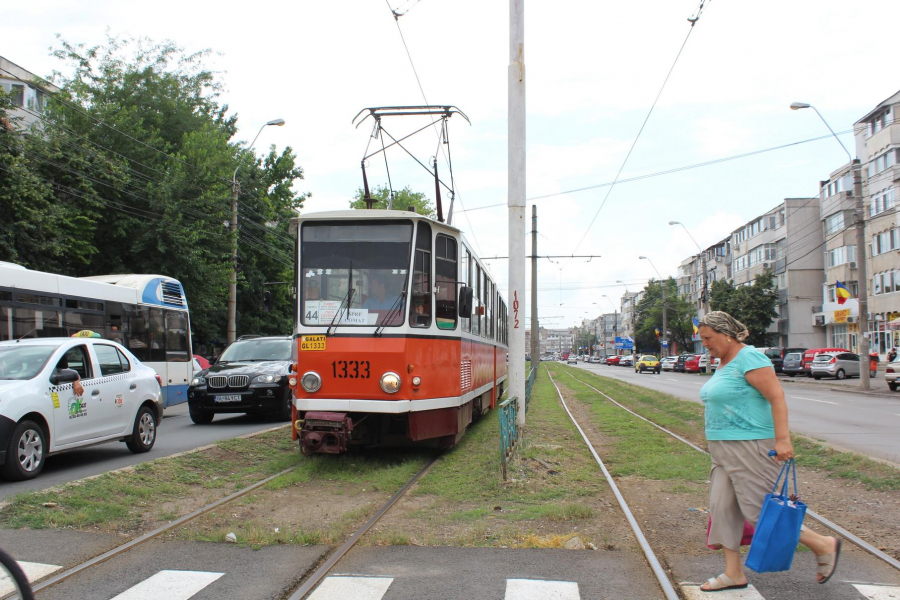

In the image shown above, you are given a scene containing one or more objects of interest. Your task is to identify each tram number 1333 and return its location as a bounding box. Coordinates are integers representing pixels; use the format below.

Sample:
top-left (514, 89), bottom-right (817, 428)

top-left (331, 360), bottom-right (371, 379)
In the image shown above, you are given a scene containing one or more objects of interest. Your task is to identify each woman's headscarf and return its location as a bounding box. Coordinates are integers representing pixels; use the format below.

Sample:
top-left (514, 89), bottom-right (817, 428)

top-left (698, 311), bottom-right (749, 342)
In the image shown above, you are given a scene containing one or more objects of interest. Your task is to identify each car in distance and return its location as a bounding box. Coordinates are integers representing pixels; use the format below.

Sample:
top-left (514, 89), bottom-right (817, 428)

top-left (635, 355), bottom-right (660, 374)
top-left (605, 355), bottom-right (620, 366)
top-left (684, 354), bottom-right (702, 373)
top-left (810, 352), bottom-right (860, 380)
top-left (674, 354), bottom-right (690, 373)
top-left (0, 337), bottom-right (163, 481)
top-left (618, 354), bottom-right (634, 367)
top-left (660, 356), bottom-right (678, 371)
top-left (802, 347), bottom-right (850, 377)
top-left (590, 356), bottom-right (601, 364)
top-left (566, 355), bottom-right (578, 365)
top-left (885, 361), bottom-right (900, 391)
top-left (188, 335), bottom-right (293, 424)
top-left (782, 352), bottom-right (804, 377)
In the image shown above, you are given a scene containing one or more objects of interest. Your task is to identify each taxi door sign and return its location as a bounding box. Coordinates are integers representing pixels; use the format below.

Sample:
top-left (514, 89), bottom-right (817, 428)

top-left (300, 335), bottom-right (326, 351)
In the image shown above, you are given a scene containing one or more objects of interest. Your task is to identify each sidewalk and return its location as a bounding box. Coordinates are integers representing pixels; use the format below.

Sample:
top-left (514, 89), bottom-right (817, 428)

top-left (777, 371), bottom-right (900, 398)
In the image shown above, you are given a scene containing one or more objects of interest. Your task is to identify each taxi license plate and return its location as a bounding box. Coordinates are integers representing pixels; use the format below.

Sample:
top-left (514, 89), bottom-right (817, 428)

top-left (301, 335), bottom-right (326, 351)
top-left (215, 395), bottom-right (241, 403)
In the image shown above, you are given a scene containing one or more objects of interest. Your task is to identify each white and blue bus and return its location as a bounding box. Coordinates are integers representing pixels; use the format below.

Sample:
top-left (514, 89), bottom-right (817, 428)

top-left (0, 262), bottom-right (193, 407)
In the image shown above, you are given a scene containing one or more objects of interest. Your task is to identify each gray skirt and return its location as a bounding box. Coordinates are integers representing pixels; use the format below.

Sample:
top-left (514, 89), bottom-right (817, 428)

top-left (707, 438), bottom-right (781, 551)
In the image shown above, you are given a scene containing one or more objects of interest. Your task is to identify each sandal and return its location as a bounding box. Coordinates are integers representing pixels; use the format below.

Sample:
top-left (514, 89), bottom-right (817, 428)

top-left (700, 573), bottom-right (748, 592)
top-left (816, 537), bottom-right (842, 584)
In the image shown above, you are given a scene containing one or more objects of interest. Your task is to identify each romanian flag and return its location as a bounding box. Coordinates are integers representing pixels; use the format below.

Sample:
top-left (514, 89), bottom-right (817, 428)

top-left (654, 327), bottom-right (660, 338)
top-left (835, 281), bottom-right (852, 305)
top-left (692, 317), bottom-right (700, 336)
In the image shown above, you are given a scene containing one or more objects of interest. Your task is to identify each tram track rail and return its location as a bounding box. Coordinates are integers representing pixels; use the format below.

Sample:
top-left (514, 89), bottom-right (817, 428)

top-left (559, 366), bottom-right (900, 574)
top-left (18, 451), bottom-right (439, 599)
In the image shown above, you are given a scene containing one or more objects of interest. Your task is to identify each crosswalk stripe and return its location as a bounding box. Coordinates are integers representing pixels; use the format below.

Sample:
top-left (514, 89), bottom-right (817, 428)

top-left (853, 584), bottom-right (900, 599)
top-left (308, 576), bottom-right (394, 600)
top-left (110, 569), bottom-right (224, 600)
top-left (505, 578), bottom-right (580, 600)
top-left (681, 584), bottom-right (765, 599)
top-left (0, 560), bottom-right (62, 596)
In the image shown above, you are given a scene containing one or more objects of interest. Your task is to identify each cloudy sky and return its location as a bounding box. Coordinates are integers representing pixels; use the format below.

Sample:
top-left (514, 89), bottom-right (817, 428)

top-left (5, 0), bottom-right (899, 329)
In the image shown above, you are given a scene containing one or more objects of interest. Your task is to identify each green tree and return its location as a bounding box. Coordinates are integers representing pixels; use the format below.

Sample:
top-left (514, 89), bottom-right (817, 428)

top-left (0, 34), bottom-right (307, 348)
top-left (707, 271), bottom-right (779, 346)
top-left (634, 278), bottom-right (697, 354)
top-left (350, 184), bottom-right (435, 217)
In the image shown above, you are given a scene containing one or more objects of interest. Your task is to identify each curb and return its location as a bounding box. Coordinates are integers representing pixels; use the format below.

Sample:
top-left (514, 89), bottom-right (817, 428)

top-left (778, 377), bottom-right (899, 398)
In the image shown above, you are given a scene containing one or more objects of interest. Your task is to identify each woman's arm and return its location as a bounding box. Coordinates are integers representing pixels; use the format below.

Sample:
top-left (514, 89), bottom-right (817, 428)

top-left (745, 367), bottom-right (794, 461)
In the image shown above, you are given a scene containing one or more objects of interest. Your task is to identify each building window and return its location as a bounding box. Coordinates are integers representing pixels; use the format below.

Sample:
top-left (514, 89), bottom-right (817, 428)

top-left (825, 245), bottom-right (857, 267)
top-left (825, 212), bottom-right (844, 235)
top-left (869, 188), bottom-right (896, 218)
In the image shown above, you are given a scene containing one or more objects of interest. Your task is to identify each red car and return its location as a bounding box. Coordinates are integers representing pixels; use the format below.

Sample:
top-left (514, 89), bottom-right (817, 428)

top-left (605, 355), bottom-right (620, 366)
top-left (684, 354), bottom-right (702, 373)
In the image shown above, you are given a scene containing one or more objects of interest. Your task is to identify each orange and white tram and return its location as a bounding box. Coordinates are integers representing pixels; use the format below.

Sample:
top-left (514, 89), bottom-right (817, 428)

top-left (288, 209), bottom-right (508, 454)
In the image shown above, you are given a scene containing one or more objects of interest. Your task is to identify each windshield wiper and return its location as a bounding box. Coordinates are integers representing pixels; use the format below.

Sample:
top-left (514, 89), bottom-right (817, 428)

top-left (374, 291), bottom-right (407, 337)
top-left (326, 263), bottom-right (354, 337)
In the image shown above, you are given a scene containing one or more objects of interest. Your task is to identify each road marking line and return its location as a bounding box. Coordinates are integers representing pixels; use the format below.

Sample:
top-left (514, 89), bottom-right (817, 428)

top-left (853, 584), bottom-right (900, 599)
top-left (505, 578), bottom-right (580, 600)
top-left (790, 396), bottom-right (839, 405)
top-left (309, 576), bottom-right (394, 600)
top-left (681, 584), bottom-right (764, 599)
top-left (666, 378), bottom-right (680, 382)
top-left (111, 570), bottom-right (224, 600)
top-left (0, 561), bottom-right (62, 596)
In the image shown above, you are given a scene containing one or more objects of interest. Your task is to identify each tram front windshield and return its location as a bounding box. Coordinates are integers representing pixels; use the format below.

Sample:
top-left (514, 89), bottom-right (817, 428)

top-left (300, 221), bottom-right (413, 327)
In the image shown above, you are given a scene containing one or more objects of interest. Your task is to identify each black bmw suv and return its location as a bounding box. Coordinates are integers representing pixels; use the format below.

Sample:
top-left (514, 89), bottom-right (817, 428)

top-left (188, 336), bottom-right (293, 424)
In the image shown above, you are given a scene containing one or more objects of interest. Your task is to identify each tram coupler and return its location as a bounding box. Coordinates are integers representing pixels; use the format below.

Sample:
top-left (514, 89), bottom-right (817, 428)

top-left (299, 411), bottom-right (353, 455)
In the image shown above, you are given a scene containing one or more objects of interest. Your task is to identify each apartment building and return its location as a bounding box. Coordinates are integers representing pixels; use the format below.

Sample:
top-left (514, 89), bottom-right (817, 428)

top-left (525, 327), bottom-right (576, 356)
top-left (0, 56), bottom-right (59, 130)
top-left (730, 198), bottom-right (825, 348)
top-left (620, 291), bottom-right (639, 346)
top-left (856, 90), bottom-right (900, 355)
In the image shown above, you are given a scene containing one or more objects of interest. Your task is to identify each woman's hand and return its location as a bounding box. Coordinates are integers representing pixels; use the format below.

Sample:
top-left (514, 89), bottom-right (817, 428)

top-left (774, 438), bottom-right (794, 462)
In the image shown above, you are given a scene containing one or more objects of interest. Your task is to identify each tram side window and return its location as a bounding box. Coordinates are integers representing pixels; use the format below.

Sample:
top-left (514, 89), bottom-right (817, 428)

top-left (165, 310), bottom-right (190, 362)
top-left (435, 234), bottom-right (457, 330)
top-left (410, 222), bottom-right (433, 328)
top-left (484, 274), bottom-right (491, 338)
top-left (460, 246), bottom-right (469, 332)
top-left (474, 265), bottom-right (481, 336)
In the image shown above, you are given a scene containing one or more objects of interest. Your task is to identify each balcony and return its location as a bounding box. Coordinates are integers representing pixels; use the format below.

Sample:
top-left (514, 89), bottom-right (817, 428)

top-left (774, 258), bottom-right (786, 274)
top-left (778, 290), bottom-right (788, 306)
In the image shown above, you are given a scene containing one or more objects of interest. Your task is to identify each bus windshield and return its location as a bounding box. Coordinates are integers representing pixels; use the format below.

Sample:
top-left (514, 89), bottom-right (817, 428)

top-left (300, 221), bottom-right (413, 327)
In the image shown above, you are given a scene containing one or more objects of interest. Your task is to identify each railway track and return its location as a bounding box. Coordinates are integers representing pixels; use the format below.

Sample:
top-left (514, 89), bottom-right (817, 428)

top-left (4, 452), bottom-right (439, 600)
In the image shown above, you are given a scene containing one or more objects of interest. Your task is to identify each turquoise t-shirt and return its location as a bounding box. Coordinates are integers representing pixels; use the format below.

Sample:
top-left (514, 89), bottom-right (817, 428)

top-left (699, 345), bottom-right (775, 440)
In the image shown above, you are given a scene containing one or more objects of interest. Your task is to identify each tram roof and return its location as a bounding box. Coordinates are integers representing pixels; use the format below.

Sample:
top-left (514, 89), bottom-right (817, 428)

top-left (292, 209), bottom-right (461, 233)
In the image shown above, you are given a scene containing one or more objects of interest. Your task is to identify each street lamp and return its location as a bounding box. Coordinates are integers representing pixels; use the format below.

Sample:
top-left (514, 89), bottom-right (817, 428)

top-left (227, 118), bottom-right (287, 344)
top-left (639, 256), bottom-right (668, 356)
top-left (791, 101), bottom-right (870, 390)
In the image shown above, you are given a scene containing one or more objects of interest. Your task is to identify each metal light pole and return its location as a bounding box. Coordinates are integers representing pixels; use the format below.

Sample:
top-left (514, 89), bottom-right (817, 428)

top-left (640, 256), bottom-right (667, 356)
top-left (791, 102), bottom-right (870, 390)
top-left (670, 220), bottom-right (710, 369)
top-left (509, 0), bottom-right (527, 427)
top-left (228, 118), bottom-right (286, 344)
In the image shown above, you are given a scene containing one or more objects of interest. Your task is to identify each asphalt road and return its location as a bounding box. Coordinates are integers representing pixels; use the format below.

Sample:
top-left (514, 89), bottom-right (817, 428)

top-left (0, 403), bottom-right (287, 501)
top-left (568, 362), bottom-right (900, 465)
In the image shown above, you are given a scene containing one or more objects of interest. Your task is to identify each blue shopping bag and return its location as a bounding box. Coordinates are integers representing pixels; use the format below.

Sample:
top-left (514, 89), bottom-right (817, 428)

top-left (745, 457), bottom-right (807, 573)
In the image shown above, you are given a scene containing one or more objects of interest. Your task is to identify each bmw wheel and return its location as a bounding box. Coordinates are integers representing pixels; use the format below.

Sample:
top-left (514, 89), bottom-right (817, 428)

top-left (1, 420), bottom-right (46, 481)
top-left (126, 406), bottom-right (157, 453)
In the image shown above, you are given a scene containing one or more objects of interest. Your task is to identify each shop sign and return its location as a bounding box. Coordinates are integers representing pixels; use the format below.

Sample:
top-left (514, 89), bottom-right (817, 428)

top-left (833, 309), bottom-right (850, 324)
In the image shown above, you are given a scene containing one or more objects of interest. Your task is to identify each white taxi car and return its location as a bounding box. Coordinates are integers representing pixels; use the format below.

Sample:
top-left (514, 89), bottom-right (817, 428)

top-left (0, 338), bottom-right (163, 481)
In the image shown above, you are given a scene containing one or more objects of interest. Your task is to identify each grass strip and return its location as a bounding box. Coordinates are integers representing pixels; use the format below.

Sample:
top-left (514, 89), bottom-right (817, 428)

top-left (1, 427), bottom-right (426, 532)
top-left (557, 364), bottom-right (900, 491)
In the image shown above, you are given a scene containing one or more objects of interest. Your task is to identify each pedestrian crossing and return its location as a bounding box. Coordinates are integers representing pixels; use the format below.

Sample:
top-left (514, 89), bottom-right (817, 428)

top-left (6, 559), bottom-right (900, 599)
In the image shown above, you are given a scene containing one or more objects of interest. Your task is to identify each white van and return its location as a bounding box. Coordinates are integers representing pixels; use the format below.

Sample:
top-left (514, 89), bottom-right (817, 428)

top-left (0, 338), bottom-right (163, 480)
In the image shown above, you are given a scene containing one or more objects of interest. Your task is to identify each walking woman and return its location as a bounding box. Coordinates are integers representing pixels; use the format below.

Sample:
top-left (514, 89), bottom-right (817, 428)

top-left (697, 311), bottom-right (841, 592)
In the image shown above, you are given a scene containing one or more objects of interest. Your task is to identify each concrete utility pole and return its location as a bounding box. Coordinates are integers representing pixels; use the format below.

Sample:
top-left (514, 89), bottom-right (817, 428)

top-left (531, 205), bottom-right (539, 365)
top-left (790, 102), bottom-right (870, 390)
top-left (509, 0), bottom-right (527, 427)
top-left (227, 118), bottom-right (285, 344)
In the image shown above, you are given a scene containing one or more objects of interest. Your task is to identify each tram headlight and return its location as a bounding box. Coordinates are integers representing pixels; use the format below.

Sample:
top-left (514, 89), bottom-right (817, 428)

top-left (300, 371), bottom-right (322, 392)
top-left (190, 376), bottom-right (206, 387)
top-left (380, 371), bottom-right (402, 394)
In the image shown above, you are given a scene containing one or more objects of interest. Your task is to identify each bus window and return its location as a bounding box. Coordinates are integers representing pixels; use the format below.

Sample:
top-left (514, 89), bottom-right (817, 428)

top-left (435, 234), bottom-right (457, 330)
top-left (165, 311), bottom-right (190, 362)
top-left (14, 307), bottom-right (64, 338)
top-left (410, 222), bottom-right (432, 328)
top-left (149, 308), bottom-right (166, 362)
top-left (127, 306), bottom-right (151, 361)
top-left (1, 303), bottom-right (11, 341)
top-left (63, 312), bottom-right (104, 337)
